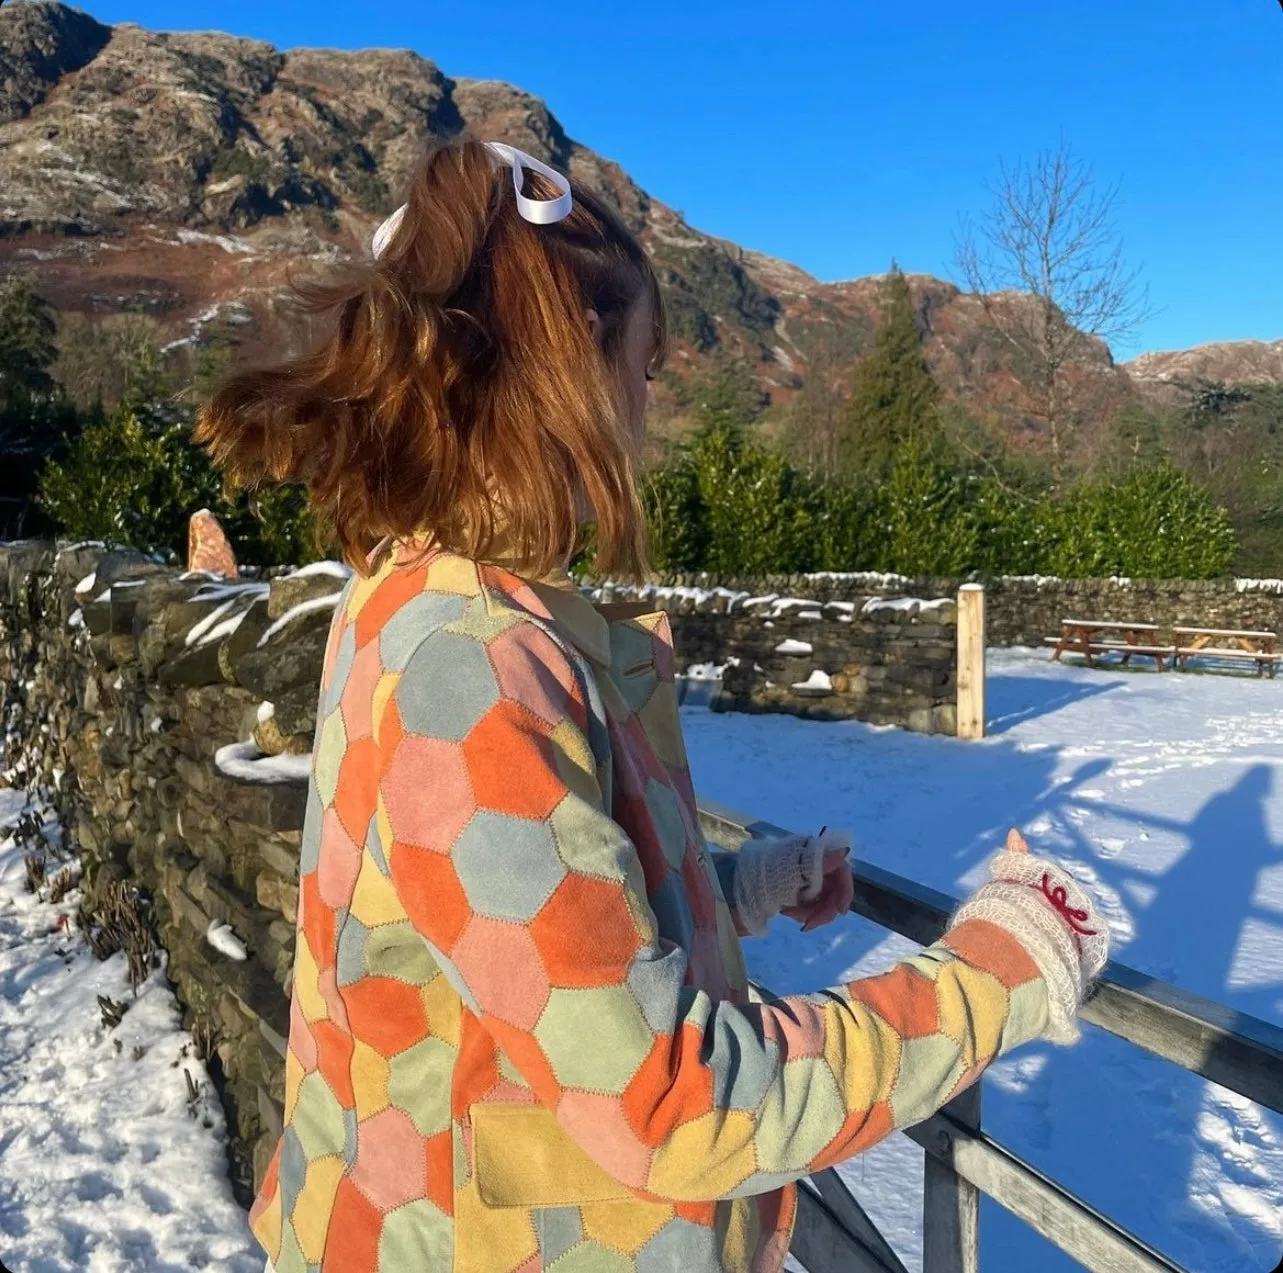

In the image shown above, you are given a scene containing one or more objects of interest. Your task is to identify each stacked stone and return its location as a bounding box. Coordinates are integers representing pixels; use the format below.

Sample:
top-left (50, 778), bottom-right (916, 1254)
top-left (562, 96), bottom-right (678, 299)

top-left (0, 538), bottom-right (342, 1203)
top-left (973, 577), bottom-right (1283, 647)
top-left (587, 582), bottom-right (959, 734)
top-left (709, 598), bottom-right (959, 735)
top-left (588, 573), bottom-right (1283, 651)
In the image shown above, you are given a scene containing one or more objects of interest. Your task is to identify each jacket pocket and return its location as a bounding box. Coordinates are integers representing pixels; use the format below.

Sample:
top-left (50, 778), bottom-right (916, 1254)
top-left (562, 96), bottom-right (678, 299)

top-left (472, 1103), bottom-right (635, 1207)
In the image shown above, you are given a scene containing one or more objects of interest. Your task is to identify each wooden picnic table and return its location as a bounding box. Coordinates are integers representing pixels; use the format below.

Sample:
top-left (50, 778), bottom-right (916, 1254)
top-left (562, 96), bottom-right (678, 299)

top-left (1172, 626), bottom-right (1280, 677)
top-left (1050, 618), bottom-right (1172, 670)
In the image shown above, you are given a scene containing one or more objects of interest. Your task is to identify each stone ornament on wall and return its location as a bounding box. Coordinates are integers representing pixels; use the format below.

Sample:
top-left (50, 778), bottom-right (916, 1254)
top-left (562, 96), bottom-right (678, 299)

top-left (186, 509), bottom-right (238, 578)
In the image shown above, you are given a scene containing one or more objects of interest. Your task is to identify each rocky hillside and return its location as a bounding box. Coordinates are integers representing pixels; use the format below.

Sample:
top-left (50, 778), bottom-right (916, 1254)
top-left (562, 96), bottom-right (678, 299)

top-left (1123, 339), bottom-right (1283, 404)
top-left (0, 0), bottom-right (1278, 439)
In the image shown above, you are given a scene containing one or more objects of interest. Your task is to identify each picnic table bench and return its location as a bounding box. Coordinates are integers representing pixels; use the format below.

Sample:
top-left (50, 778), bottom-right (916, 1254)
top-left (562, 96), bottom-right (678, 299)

top-left (1172, 626), bottom-right (1280, 677)
top-left (1046, 619), bottom-right (1282, 677)
top-left (1048, 619), bottom-right (1174, 670)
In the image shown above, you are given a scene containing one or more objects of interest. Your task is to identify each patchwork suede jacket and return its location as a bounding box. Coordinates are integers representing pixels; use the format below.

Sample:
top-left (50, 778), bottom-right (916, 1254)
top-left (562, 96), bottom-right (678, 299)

top-left (249, 539), bottom-right (1054, 1273)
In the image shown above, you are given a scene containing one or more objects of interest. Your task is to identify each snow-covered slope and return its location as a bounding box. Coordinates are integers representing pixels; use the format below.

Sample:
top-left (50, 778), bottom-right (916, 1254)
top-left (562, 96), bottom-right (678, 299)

top-left (0, 789), bottom-right (263, 1273)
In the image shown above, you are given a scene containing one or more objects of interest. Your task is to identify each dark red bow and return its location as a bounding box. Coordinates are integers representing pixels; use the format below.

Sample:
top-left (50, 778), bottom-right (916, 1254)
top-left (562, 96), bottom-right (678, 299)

top-left (1033, 872), bottom-right (1098, 937)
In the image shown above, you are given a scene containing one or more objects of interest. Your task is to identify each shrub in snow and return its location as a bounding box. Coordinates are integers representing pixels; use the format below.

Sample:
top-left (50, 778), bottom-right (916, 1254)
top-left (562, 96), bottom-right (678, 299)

top-left (36, 380), bottom-right (325, 567)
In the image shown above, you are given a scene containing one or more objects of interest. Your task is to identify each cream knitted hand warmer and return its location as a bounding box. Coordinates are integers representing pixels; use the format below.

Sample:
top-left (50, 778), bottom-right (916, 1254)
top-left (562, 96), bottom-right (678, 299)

top-left (732, 833), bottom-right (832, 936)
top-left (947, 850), bottom-right (1110, 1045)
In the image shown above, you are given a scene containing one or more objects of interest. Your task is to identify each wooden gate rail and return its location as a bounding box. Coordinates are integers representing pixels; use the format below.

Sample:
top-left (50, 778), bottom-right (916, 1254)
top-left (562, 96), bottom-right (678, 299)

top-left (697, 798), bottom-right (1283, 1273)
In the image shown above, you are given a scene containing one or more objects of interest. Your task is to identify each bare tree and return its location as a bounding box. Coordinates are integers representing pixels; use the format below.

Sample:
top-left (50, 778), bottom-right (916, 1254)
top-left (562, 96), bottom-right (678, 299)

top-left (54, 312), bottom-right (166, 410)
top-left (788, 320), bottom-right (846, 480)
top-left (787, 305), bottom-right (871, 481)
top-left (956, 140), bottom-right (1150, 483)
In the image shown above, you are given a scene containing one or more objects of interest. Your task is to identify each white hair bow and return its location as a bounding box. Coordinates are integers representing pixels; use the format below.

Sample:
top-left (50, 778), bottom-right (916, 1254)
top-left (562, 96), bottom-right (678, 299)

top-left (371, 141), bottom-right (573, 259)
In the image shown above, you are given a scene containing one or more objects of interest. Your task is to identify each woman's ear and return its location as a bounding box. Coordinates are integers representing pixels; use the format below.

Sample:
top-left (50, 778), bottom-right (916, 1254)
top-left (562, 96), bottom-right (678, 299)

top-left (585, 306), bottom-right (602, 345)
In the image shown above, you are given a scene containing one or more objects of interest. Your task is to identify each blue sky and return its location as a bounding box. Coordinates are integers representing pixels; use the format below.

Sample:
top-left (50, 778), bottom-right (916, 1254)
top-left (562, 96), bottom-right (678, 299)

top-left (86, 0), bottom-right (1282, 357)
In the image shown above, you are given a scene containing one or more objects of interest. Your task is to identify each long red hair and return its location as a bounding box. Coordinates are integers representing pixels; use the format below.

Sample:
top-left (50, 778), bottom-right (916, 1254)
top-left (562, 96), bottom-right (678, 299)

top-left (195, 139), bottom-right (666, 579)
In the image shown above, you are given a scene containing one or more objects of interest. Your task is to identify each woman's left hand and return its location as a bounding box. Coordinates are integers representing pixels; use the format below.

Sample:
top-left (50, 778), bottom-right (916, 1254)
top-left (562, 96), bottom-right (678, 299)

top-left (780, 835), bottom-right (855, 933)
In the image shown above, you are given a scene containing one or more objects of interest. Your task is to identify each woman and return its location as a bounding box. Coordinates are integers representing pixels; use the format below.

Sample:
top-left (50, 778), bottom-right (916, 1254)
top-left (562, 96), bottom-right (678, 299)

top-left (198, 139), bottom-right (1109, 1273)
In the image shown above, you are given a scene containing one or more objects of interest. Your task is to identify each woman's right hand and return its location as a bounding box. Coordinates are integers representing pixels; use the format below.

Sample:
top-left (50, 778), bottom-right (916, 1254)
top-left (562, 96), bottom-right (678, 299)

top-left (946, 829), bottom-right (1111, 1044)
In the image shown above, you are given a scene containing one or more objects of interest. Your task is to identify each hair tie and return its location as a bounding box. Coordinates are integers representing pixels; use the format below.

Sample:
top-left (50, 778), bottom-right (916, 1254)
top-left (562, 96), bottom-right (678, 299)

top-left (371, 142), bottom-right (573, 258)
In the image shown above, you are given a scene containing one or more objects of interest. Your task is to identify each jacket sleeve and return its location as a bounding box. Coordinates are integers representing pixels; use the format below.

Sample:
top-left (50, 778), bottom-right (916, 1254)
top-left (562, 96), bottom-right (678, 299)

top-left (378, 615), bottom-right (1055, 1202)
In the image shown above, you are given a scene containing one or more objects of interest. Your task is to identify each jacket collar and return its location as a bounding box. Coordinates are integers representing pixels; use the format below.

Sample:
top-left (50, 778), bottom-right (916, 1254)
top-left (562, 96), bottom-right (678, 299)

top-left (527, 576), bottom-right (614, 669)
top-left (388, 525), bottom-right (619, 670)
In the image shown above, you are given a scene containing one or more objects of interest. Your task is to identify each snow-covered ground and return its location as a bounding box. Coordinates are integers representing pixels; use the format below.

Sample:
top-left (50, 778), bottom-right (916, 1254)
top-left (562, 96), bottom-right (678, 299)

top-left (685, 648), bottom-right (1283, 1273)
top-left (0, 646), bottom-right (1280, 1272)
top-left (0, 789), bottom-right (262, 1273)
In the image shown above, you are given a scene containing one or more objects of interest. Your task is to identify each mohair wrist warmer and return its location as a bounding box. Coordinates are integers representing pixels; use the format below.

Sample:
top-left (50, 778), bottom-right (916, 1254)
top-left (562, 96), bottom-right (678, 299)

top-left (947, 852), bottom-right (1110, 1046)
top-left (733, 834), bottom-right (829, 936)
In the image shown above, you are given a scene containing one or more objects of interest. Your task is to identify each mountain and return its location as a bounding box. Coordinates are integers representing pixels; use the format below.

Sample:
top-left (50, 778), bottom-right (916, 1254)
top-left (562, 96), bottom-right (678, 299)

top-left (1122, 340), bottom-right (1283, 404)
top-left (0, 0), bottom-right (1278, 443)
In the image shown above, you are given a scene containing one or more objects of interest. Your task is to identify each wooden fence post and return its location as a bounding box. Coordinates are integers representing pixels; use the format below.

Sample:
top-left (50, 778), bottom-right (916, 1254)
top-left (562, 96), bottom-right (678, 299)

top-left (957, 585), bottom-right (986, 740)
top-left (922, 1082), bottom-right (982, 1273)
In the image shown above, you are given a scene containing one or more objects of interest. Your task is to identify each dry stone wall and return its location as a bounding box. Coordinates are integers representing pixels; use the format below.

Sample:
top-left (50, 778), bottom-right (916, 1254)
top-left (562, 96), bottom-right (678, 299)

top-left (588, 573), bottom-right (1283, 649)
top-left (653, 596), bottom-right (960, 735)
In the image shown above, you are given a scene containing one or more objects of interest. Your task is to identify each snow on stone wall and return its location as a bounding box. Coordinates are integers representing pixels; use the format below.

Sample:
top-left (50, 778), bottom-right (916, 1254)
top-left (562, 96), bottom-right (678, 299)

top-left (587, 572), bottom-right (1283, 647)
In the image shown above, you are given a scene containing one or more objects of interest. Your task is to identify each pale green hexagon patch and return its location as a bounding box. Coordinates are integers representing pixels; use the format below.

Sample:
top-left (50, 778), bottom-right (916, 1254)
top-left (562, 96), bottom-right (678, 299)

top-left (313, 708), bottom-right (347, 807)
top-left (273, 1216), bottom-right (309, 1273)
top-left (546, 1242), bottom-right (632, 1273)
top-left (387, 1035), bottom-right (455, 1135)
top-left (753, 1053), bottom-right (845, 1174)
top-left (534, 984), bottom-right (656, 1094)
top-left (889, 1031), bottom-right (968, 1127)
top-left (377, 1198), bottom-right (453, 1268)
top-left (292, 1071), bottom-right (349, 1162)
top-left (363, 919), bottom-right (443, 985)
top-left (443, 593), bottom-right (526, 646)
top-left (1000, 977), bottom-right (1050, 1051)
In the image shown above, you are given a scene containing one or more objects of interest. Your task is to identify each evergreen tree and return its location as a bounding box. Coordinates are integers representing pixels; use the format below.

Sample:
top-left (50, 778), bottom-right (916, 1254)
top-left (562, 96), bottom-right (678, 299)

top-left (841, 263), bottom-right (941, 473)
top-left (688, 423), bottom-right (818, 574)
top-left (0, 275), bottom-right (58, 415)
top-left (875, 437), bottom-right (977, 575)
top-left (37, 325), bottom-right (323, 568)
top-left (642, 446), bottom-right (709, 572)
top-left (0, 276), bottom-right (80, 537)
top-left (1045, 462), bottom-right (1236, 579)
top-left (690, 351), bottom-right (765, 432)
